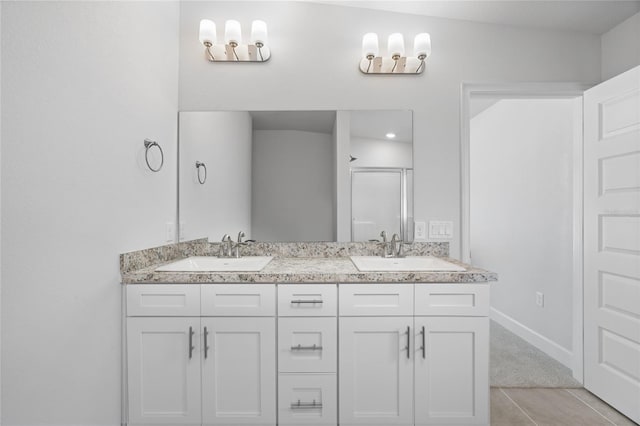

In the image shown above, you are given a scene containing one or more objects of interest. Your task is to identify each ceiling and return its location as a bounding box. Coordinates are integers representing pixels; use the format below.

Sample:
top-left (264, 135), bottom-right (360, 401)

top-left (350, 110), bottom-right (413, 143)
top-left (251, 111), bottom-right (337, 133)
top-left (307, 0), bottom-right (640, 34)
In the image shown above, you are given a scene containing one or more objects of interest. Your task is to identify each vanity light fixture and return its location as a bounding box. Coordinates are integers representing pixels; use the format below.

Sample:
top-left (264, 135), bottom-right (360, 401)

top-left (199, 19), bottom-right (271, 62)
top-left (360, 32), bottom-right (431, 74)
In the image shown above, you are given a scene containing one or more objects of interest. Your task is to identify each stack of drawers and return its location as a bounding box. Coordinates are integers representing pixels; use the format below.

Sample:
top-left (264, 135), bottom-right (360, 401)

top-left (277, 284), bottom-right (338, 426)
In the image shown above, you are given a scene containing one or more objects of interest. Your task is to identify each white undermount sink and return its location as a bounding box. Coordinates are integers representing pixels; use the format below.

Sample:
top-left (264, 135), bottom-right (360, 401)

top-left (155, 256), bottom-right (273, 272)
top-left (350, 256), bottom-right (466, 272)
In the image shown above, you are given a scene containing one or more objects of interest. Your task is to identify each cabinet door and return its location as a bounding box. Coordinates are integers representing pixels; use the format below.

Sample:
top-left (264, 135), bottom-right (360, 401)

top-left (339, 317), bottom-right (414, 425)
top-left (414, 317), bottom-right (489, 425)
top-left (202, 317), bottom-right (276, 425)
top-left (127, 317), bottom-right (201, 425)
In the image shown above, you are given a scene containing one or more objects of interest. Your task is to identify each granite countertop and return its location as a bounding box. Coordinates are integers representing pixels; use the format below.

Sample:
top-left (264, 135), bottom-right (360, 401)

top-left (121, 241), bottom-right (497, 284)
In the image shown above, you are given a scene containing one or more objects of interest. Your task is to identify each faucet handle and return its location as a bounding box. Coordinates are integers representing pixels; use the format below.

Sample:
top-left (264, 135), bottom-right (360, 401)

top-left (237, 231), bottom-right (246, 243)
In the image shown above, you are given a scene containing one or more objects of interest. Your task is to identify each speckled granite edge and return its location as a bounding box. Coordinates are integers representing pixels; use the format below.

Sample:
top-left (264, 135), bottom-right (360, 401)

top-left (119, 238), bottom-right (209, 273)
top-left (120, 239), bottom-right (449, 274)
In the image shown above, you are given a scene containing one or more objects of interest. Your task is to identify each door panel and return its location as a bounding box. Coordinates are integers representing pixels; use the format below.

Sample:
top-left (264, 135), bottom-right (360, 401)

top-left (584, 65), bottom-right (640, 424)
top-left (339, 317), bottom-right (413, 425)
top-left (127, 317), bottom-right (201, 425)
top-left (202, 317), bottom-right (276, 425)
top-left (414, 317), bottom-right (489, 425)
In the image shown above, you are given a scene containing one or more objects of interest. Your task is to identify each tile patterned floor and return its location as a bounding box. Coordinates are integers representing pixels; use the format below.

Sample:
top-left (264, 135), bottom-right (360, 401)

top-left (491, 388), bottom-right (638, 425)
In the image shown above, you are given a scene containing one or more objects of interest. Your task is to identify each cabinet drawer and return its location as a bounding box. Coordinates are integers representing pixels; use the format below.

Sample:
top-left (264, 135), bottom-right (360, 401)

top-left (279, 318), bottom-right (337, 373)
top-left (339, 284), bottom-right (414, 316)
top-left (126, 284), bottom-right (200, 317)
top-left (414, 284), bottom-right (489, 316)
top-left (278, 374), bottom-right (337, 425)
top-left (201, 284), bottom-right (276, 316)
top-left (278, 285), bottom-right (337, 317)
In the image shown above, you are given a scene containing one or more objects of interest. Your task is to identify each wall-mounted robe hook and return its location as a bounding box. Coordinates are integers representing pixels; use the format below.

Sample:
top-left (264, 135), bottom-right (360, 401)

top-left (196, 161), bottom-right (207, 184)
top-left (144, 139), bottom-right (164, 172)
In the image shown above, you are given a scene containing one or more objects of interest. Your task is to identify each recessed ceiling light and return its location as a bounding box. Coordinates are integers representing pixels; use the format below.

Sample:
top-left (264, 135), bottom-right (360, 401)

top-left (385, 132), bottom-right (396, 139)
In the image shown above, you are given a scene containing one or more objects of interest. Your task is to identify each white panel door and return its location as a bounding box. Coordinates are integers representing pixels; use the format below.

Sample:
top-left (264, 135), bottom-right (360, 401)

top-left (201, 317), bottom-right (276, 425)
top-left (339, 317), bottom-right (414, 425)
top-left (127, 317), bottom-right (201, 425)
top-left (414, 317), bottom-right (489, 425)
top-left (584, 65), bottom-right (640, 424)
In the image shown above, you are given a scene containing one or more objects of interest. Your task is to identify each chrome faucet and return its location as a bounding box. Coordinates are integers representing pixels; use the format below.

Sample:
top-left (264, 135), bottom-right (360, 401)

top-left (235, 231), bottom-right (247, 258)
top-left (390, 233), bottom-right (405, 258)
top-left (220, 234), bottom-right (233, 257)
top-left (380, 230), bottom-right (392, 258)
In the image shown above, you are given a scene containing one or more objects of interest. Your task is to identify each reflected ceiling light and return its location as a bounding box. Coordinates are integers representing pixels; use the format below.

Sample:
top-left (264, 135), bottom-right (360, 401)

top-left (385, 132), bottom-right (396, 139)
top-left (360, 32), bottom-right (431, 74)
top-left (198, 19), bottom-right (271, 62)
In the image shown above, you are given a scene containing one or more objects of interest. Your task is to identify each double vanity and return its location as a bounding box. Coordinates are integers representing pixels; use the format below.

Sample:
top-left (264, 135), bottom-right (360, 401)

top-left (120, 239), bottom-right (497, 426)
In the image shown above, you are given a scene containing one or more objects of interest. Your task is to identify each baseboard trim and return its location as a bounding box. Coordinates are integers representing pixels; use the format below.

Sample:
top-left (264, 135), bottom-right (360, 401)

top-left (490, 307), bottom-right (574, 368)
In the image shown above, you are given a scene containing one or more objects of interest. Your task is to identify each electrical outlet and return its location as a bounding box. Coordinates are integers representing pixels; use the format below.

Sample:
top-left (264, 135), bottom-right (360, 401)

top-left (415, 221), bottom-right (426, 240)
top-left (165, 222), bottom-right (175, 242)
top-left (536, 292), bottom-right (544, 307)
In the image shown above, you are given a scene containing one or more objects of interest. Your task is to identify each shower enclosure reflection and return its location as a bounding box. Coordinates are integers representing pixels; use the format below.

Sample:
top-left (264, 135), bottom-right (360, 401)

top-left (178, 110), bottom-right (413, 242)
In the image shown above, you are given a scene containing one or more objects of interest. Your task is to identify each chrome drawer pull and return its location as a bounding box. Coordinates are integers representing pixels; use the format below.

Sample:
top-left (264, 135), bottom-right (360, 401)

top-left (290, 344), bottom-right (323, 351)
top-left (291, 299), bottom-right (323, 304)
top-left (291, 399), bottom-right (323, 409)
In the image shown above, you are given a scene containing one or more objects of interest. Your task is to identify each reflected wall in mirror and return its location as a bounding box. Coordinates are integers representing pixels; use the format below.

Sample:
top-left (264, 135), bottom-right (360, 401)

top-left (178, 110), bottom-right (413, 242)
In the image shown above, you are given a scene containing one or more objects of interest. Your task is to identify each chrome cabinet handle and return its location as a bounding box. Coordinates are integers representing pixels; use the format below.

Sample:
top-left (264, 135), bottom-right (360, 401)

top-left (405, 326), bottom-right (411, 359)
top-left (188, 326), bottom-right (195, 359)
top-left (291, 344), bottom-right (323, 351)
top-left (291, 399), bottom-right (323, 409)
top-left (204, 326), bottom-right (209, 359)
top-left (420, 326), bottom-right (426, 359)
top-left (290, 299), bottom-right (323, 304)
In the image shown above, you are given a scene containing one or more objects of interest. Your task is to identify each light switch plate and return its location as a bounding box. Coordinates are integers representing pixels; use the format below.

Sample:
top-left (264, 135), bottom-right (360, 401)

top-left (165, 222), bottom-right (175, 242)
top-left (415, 221), bottom-right (426, 240)
top-left (179, 222), bottom-right (185, 241)
top-left (428, 221), bottom-right (453, 239)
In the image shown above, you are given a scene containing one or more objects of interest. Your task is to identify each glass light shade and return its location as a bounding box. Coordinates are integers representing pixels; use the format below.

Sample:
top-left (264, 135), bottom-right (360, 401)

top-left (414, 33), bottom-right (431, 58)
top-left (224, 19), bottom-right (242, 45)
top-left (362, 33), bottom-right (379, 58)
top-left (388, 33), bottom-right (405, 57)
top-left (199, 19), bottom-right (217, 45)
top-left (251, 20), bottom-right (268, 45)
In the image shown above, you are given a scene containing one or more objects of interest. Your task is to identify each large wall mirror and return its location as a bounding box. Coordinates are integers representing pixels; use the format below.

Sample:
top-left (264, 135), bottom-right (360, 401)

top-left (178, 110), bottom-right (413, 242)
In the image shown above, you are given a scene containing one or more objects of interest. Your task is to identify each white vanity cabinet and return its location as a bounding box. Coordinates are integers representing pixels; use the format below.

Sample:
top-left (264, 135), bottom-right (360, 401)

top-left (200, 284), bottom-right (277, 426)
top-left (338, 283), bottom-right (490, 426)
top-left (126, 285), bottom-right (202, 425)
top-left (277, 284), bottom-right (338, 426)
top-left (125, 282), bottom-right (489, 426)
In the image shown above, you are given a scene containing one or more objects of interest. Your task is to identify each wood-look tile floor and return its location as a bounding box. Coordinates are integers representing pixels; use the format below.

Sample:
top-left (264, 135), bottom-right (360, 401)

top-left (491, 388), bottom-right (639, 425)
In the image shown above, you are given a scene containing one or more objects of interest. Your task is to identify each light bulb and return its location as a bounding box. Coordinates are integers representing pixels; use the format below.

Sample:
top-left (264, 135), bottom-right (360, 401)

top-left (362, 33), bottom-right (379, 58)
top-left (251, 20), bottom-right (268, 46)
top-left (225, 19), bottom-right (242, 45)
top-left (388, 33), bottom-right (405, 58)
top-left (199, 19), bottom-right (216, 46)
top-left (414, 33), bottom-right (431, 59)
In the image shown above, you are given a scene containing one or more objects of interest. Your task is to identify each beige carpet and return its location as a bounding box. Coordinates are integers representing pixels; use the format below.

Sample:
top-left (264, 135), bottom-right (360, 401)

top-left (490, 320), bottom-right (582, 388)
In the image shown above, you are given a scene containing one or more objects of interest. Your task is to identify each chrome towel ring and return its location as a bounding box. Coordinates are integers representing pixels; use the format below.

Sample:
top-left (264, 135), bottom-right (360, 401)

top-left (144, 139), bottom-right (164, 172)
top-left (196, 161), bottom-right (207, 184)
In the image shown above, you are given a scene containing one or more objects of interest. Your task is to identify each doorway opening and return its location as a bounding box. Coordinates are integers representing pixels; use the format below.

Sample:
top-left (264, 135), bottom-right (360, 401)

top-left (461, 83), bottom-right (588, 386)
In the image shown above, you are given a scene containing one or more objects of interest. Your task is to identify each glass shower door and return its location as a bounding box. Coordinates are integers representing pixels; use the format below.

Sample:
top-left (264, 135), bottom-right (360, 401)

top-left (351, 169), bottom-right (403, 241)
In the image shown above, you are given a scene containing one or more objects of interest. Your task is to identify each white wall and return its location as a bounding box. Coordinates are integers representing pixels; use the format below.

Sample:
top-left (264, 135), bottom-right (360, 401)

top-left (252, 129), bottom-right (334, 241)
top-left (178, 1), bottom-right (601, 258)
top-left (470, 98), bottom-right (577, 353)
top-left (179, 111), bottom-right (252, 242)
top-left (1, 2), bottom-right (179, 425)
top-left (601, 12), bottom-right (640, 81)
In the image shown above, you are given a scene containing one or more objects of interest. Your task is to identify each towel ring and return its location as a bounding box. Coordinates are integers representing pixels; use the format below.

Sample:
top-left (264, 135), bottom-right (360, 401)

top-left (144, 139), bottom-right (164, 172)
top-left (196, 161), bottom-right (207, 184)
